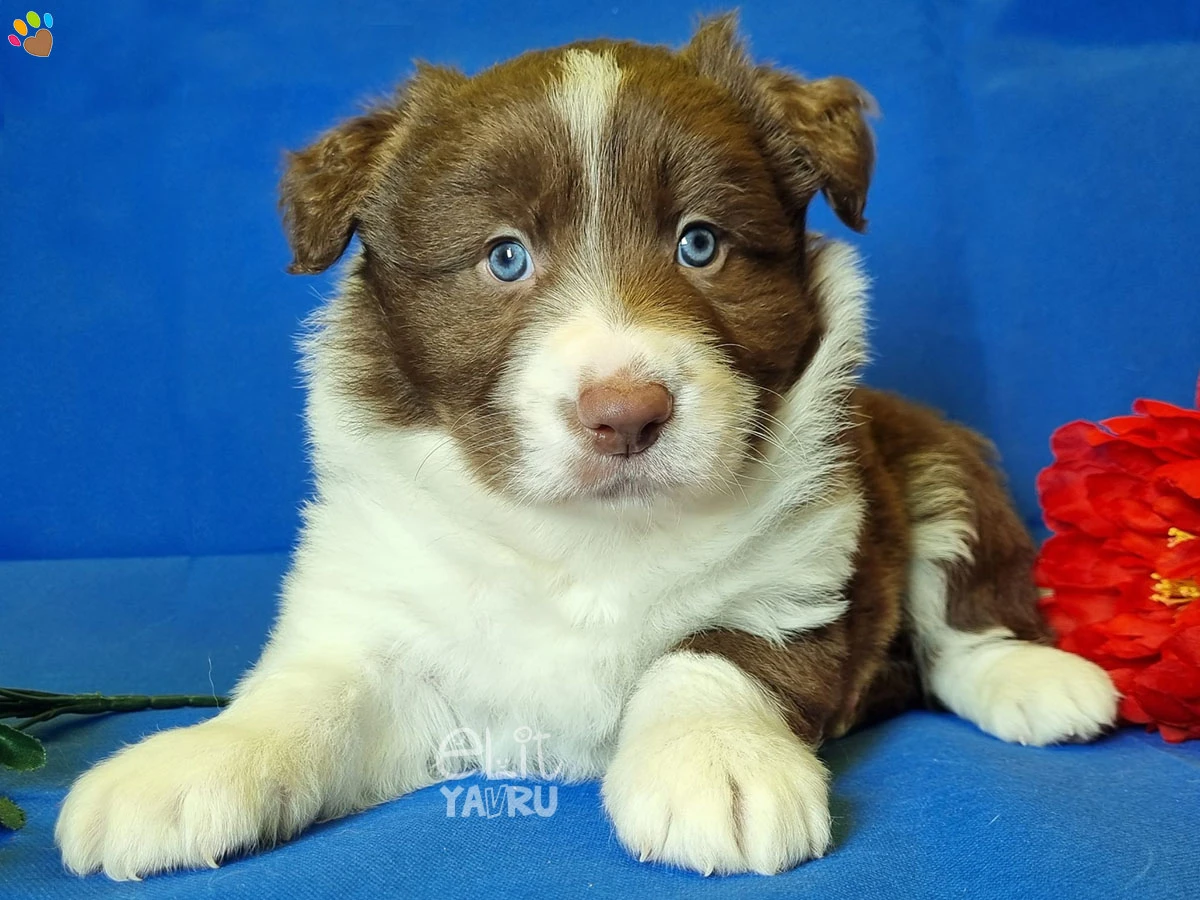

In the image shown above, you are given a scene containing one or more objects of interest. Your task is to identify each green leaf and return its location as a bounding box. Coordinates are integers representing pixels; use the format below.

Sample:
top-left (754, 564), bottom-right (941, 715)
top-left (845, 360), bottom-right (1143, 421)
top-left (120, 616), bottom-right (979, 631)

top-left (0, 796), bottom-right (26, 830)
top-left (0, 723), bottom-right (46, 771)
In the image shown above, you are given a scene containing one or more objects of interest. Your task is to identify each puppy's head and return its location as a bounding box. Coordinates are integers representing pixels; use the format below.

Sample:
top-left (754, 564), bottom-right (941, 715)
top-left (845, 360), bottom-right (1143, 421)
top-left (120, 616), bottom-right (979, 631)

top-left (282, 14), bottom-right (874, 504)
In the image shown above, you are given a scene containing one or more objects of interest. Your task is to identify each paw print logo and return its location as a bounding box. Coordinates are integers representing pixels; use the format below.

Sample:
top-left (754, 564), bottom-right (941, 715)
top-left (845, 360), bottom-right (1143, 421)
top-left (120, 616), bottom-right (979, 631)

top-left (7, 10), bottom-right (52, 56)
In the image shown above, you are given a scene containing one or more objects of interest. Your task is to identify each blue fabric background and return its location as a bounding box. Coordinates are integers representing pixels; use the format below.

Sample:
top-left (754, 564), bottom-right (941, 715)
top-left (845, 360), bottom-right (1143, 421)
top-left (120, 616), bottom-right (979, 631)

top-left (2, 1), bottom-right (1198, 897)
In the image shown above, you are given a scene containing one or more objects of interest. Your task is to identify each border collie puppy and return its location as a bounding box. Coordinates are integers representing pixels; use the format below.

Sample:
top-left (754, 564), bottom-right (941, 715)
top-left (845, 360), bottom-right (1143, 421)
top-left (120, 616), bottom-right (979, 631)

top-left (56, 14), bottom-right (1117, 880)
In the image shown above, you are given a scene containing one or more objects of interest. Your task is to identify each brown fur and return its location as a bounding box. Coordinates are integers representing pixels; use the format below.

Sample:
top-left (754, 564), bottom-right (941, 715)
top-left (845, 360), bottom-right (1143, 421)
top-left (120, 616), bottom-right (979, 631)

top-left (279, 19), bottom-right (880, 495)
top-left (687, 387), bottom-right (1050, 744)
top-left (682, 15), bottom-right (876, 232)
top-left (279, 13), bottom-right (1051, 743)
top-left (861, 390), bottom-right (1051, 643)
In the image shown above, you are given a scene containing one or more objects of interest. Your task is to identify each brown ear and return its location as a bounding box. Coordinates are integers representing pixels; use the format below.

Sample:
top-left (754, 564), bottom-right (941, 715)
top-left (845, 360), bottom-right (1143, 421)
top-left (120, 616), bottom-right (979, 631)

top-left (685, 13), bottom-right (876, 232)
top-left (279, 106), bottom-right (398, 274)
top-left (279, 64), bottom-right (466, 274)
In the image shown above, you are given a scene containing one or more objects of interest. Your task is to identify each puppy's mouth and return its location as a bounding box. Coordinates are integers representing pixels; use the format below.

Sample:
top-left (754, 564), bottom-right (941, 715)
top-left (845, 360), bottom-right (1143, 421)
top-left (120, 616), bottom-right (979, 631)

top-left (497, 331), bottom-right (760, 506)
top-left (561, 380), bottom-right (687, 499)
top-left (570, 448), bottom-right (680, 500)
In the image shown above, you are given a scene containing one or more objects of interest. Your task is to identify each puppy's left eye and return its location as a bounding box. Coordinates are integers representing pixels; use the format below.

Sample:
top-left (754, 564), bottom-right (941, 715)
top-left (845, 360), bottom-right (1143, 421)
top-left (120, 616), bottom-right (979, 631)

top-left (488, 240), bottom-right (534, 282)
top-left (677, 224), bottom-right (719, 268)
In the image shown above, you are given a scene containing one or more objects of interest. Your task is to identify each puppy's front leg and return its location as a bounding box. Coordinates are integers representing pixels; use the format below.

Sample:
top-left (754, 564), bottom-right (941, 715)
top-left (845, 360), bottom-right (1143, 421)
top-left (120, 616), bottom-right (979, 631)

top-left (56, 602), bottom-right (445, 880)
top-left (602, 636), bottom-right (838, 876)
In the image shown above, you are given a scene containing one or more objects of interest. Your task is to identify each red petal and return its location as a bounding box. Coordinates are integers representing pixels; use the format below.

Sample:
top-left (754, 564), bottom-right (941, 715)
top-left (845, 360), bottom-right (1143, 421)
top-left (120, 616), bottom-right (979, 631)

top-left (1131, 683), bottom-right (1198, 726)
top-left (1096, 639), bottom-right (1163, 662)
top-left (1099, 415), bottom-right (1156, 434)
top-left (1066, 624), bottom-right (1129, 664)
top-left (1102, 415), bottom-right (1157, 436)
top-left (1103, 611), bottom-right (1173, 635)
top-left (1162, 626), bottom-right (1200, 670)
top-left (1177, 603), bottom-right (1200, 629)
top-left (1150, 420), bottom-right (1200, 457)
top-left (1156, 723), bottom-right (1198, 742)
top-left (1088, 473), bottom-right (1171, 533)
top-left (1157, 460), bottom-right (1200, 500)
top-left (1040, 588), bottom-right (1124, 630)
top-left (1157, 539), bottom-right (1200, 579)
top-left (1133, 398), bottom-right (1200, 422)
top-left (1097, 612), bottom-right (1175, 651)
top-left (1093, 441), bottom-right (1173, 478)
top-left (1137, 659), bottom-right (1200, 700)
top-left (1119, 691), bottom-right (1152, 725)
top-left (1050, 421), bottom-right (1114, 458)
top-left (1111, 530), bottom-right (1166, 562)
top-left (1038, 469), bottom-right (1116, 536)
top-left (1109, 667), bottom-right (1137, 690)
top-left (1099, 417), bottom-right (1191, 458)
top-left (1035, 534), bottom-right (1138, 589)
top-left (1149, 489), bottom-right (1200, 533)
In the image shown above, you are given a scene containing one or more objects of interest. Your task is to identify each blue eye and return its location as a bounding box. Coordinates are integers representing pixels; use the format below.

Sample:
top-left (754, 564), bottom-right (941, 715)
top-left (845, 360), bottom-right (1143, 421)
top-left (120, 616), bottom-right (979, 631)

top-left (487, 240), bottom-right (533, 282)
top-left (677, 224), bottom-right (718, 267)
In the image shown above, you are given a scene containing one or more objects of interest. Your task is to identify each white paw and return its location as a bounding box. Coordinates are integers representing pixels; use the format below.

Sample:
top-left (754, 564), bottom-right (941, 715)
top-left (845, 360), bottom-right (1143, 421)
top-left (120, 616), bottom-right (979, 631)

top-left (56, 721), bottom-right (319, 880)
top-left (603, 652), bottom-right (830, 875)
top-left (934, 638), bottom-right (1119, 746)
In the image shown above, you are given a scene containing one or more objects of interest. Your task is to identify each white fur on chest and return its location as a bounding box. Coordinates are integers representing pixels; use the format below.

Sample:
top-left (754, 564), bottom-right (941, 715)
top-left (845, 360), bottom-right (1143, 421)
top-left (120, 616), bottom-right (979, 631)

top-left (277, 239), bottom-right (869, 779)
top-left (282, 410), bottom-right (861, 778)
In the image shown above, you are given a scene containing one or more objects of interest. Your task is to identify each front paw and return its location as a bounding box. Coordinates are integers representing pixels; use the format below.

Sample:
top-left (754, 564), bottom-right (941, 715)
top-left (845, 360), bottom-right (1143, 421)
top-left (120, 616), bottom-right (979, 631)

top-left (56, 721), bottom-right (319, 880)
top-left (602, 653), bottom-right (831, 875)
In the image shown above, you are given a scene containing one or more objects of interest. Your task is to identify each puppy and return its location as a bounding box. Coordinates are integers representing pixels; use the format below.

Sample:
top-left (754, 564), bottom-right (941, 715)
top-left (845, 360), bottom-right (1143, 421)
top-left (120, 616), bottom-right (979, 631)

top-left (56, 14), bottom-right (1118, 880)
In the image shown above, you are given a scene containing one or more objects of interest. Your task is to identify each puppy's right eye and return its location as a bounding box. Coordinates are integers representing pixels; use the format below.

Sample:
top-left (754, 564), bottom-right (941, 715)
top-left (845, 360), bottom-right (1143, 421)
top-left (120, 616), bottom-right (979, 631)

top-left (487, 240), bottom-right (533, 282)
top-left (677, 224), bottom-right (719, 268)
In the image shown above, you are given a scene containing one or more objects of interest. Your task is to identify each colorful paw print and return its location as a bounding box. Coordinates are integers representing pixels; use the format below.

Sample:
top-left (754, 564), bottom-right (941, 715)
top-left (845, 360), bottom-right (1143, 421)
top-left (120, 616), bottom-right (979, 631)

top-left (8, 10), bottom-right (52, 56)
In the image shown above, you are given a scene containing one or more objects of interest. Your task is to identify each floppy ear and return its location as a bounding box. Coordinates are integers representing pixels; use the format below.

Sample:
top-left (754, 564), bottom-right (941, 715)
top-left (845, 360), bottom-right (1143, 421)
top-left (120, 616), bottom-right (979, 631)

top-left (279, 106), bottom-right (398, 274)
top-left (755, 70), bottom-right (876, 232)
top-left (279, 64), bottom-right (466, 274)
top-left (684, 13), bottom-right (876, 232)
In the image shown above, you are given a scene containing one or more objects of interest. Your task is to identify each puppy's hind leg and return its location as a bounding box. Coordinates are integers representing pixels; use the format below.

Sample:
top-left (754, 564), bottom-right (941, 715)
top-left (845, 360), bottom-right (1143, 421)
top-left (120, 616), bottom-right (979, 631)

top-left (904, 446), bottom-right (1118, 746)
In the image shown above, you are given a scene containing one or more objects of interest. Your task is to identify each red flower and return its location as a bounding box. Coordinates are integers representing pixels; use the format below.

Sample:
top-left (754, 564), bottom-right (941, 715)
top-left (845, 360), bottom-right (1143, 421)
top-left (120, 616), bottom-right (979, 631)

top-left (1036, 376), bottom-right (1200, 742)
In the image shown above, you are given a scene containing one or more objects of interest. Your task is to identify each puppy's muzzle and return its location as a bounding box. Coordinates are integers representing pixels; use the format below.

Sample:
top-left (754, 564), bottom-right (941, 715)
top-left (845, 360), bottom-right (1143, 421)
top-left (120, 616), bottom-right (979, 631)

top-left (577, 380), bottom-right (674, 457)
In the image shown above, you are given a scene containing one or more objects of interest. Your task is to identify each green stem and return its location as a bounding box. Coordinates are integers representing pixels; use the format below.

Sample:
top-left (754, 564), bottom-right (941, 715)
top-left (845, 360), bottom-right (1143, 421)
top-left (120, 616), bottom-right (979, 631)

top-left (12, 708), bottom-right (65, 729)
top-left (0, 688), bottom-right (67, 700)
top-left (0, 702), bottom-right (48, 718)
top-left (0, 689), bottom-right (228, 731)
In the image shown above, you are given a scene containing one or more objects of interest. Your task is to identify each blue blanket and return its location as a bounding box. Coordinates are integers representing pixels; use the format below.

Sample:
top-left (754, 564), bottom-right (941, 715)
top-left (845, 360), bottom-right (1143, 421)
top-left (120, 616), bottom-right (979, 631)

top-left (3, 556), bottom-right (1198, 898)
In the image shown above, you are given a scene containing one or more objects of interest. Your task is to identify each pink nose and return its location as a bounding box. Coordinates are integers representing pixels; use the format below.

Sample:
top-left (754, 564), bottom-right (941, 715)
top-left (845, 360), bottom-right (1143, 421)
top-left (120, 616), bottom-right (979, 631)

top-left (577, 380), bottom-right (674, 456)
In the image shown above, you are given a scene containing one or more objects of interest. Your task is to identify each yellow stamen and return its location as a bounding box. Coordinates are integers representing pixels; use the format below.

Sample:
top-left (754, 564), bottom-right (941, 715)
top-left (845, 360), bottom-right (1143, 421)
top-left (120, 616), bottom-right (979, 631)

top-left (1151, 572), bottom-right (1200, 607)
top-left (1167, 527), bottom-right (1196, 548)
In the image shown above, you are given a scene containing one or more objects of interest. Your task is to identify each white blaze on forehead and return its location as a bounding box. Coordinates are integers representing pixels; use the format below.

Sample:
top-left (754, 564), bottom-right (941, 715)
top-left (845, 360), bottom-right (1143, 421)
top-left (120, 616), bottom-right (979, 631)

top-left (550, 49), bottom-right (622, 237)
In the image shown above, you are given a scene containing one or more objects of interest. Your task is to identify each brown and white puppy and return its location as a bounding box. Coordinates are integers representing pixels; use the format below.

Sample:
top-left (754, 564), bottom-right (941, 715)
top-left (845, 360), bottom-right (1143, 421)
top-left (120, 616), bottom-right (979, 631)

top-left (55, 14), bottom-right (1118, 881)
